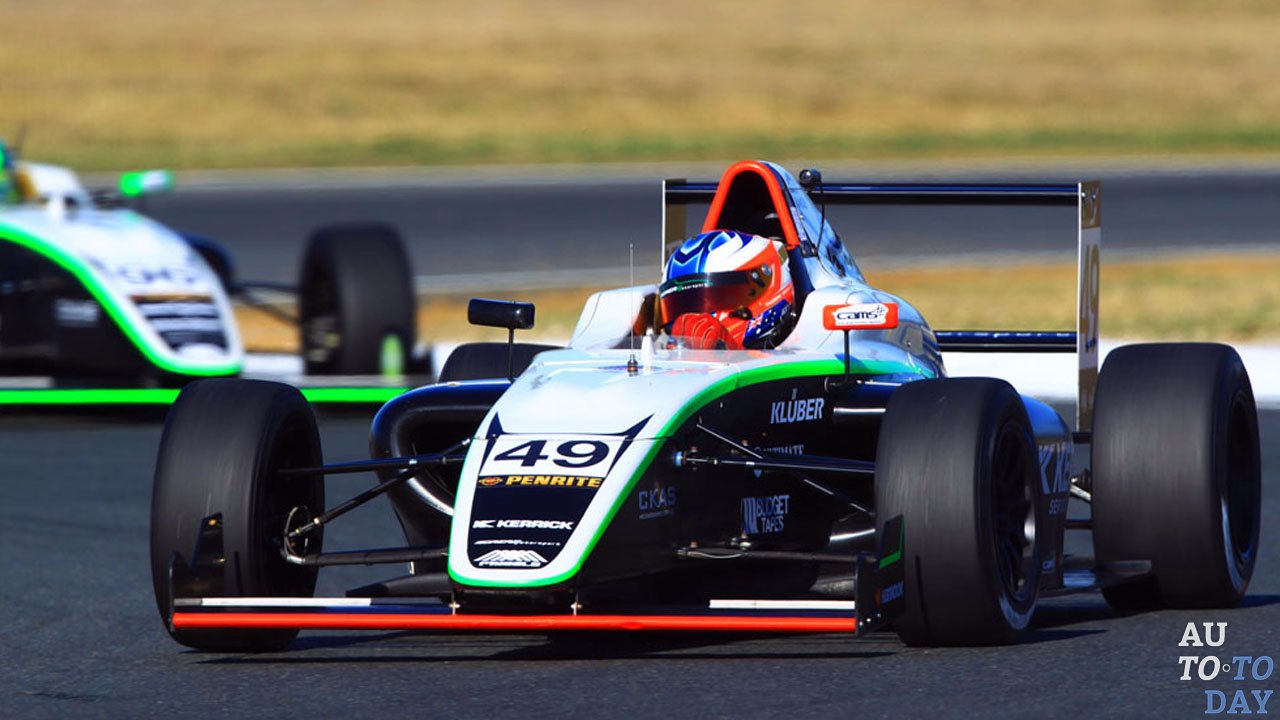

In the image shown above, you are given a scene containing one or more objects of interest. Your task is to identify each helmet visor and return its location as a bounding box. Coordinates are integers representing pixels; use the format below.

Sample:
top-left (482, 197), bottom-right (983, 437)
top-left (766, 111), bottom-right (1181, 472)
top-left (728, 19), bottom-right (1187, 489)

top-left (659, 270), bottom-right (763, 321)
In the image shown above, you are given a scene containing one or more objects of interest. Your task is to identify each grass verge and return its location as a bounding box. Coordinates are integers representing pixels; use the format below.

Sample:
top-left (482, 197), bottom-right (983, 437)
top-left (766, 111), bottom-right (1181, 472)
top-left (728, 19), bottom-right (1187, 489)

top-left (235, 252), bottom-right (1280, 352)
top-left (5, 1), bottom-right (1280, 169)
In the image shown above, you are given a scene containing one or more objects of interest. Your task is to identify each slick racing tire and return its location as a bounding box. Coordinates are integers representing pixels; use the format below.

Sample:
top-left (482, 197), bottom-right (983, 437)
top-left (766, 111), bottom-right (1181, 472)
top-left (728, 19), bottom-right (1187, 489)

top-left (876, 378), bottom-right (1041, 646)
top-left (1092, 343), bottom-right (1260, 610)
top-left (437, 342), bottom-right (560, 382)
top-left (299, 223), bottom-right (416, 376)
top-left (150, 379), bottom-right (324, 652)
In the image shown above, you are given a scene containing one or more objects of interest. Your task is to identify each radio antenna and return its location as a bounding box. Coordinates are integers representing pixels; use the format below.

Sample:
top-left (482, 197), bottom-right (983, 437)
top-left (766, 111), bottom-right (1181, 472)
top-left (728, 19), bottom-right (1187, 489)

top-left (626, 242), bottom-right (639, 374)
top-left (799, 168), bottom-right (826, 246)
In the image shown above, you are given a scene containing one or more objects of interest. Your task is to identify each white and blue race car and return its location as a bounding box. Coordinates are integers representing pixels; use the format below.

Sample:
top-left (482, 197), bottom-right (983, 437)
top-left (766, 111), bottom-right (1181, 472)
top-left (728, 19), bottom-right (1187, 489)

top-left (151, 160), bottom-right (1261, 651)
top-left (0, 141), bottom-right (418, 405)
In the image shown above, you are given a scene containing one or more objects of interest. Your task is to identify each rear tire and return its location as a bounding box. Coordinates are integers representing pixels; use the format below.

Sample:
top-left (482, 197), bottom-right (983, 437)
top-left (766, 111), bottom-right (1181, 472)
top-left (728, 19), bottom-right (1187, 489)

top-left (299, 223), bottom-right (415, 375)
top-left (1092, 343), bottom-right (1260, 610)
top-left (150, 379), bottom-right (324, 652)
top-left (875, 378), bottom-right (1042, 646)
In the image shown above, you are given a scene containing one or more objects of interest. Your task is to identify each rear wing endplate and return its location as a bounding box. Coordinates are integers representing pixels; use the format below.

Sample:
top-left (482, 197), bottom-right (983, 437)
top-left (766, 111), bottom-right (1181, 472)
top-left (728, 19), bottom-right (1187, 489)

top-left (663, 178), bottom-right (1101, 431)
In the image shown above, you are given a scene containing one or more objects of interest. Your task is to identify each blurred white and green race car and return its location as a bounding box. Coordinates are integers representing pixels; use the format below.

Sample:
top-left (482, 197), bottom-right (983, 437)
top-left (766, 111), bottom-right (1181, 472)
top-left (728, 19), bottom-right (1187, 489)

top-left (0, 141), bottom-right (419, 406)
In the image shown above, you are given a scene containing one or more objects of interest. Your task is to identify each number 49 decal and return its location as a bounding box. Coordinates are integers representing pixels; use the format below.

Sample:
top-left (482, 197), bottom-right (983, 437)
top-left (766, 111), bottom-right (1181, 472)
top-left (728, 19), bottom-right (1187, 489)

top-left (493, 439), bottom-right (610, 469)
top-left (478, 415), bottom-right (651, 478)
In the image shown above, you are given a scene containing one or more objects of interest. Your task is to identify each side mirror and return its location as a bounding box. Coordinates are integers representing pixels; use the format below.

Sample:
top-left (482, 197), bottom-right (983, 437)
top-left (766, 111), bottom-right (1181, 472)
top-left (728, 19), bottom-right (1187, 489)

top-left (467, 298), bottom-right (535, 381)
top-left (468, 298), bottom-right (535, 330)
top-left (119, 169), bottom-right (174, 198)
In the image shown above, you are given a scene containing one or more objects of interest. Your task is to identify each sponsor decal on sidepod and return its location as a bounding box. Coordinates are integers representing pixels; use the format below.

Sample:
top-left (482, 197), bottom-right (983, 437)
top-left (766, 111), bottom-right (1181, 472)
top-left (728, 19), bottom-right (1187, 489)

top-left (770, 389), bottom-right (825, 425)
top-left (474, 549), bottom-right (549, 568)
top-left (472, 519), bottom-right (574, 530)
top-left (638, 486), bottom-right (677, 520)
top-left (742, 494), bottom-right (791, 535)
top-left (478, 475), bottom-right (602, 489)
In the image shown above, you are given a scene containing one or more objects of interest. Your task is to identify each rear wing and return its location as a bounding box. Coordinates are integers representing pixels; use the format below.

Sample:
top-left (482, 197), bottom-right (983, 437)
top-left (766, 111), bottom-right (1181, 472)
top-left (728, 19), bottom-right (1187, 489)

top-left (662, 178), bottom-right (1101, 431)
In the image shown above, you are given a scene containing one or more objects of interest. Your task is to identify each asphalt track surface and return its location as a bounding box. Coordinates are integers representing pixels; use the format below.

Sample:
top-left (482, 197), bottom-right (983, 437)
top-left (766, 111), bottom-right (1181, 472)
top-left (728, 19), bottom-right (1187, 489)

top-left (143, 168), bottom-right (1280, 287)
top-left (3, 169), bottom-right (1279, 718)
top-left (1, 407), bottom-right (1278, 719)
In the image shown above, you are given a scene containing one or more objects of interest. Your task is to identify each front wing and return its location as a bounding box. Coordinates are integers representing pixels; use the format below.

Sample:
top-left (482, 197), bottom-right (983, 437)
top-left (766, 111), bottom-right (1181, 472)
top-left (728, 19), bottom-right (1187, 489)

top-left (169, 517), bottom-right (906, 636)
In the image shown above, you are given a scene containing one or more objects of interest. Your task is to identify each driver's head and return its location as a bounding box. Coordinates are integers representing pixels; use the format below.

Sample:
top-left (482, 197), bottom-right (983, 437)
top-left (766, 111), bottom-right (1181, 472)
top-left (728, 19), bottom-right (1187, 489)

top-left (660, 230), bottom-right (795, 348)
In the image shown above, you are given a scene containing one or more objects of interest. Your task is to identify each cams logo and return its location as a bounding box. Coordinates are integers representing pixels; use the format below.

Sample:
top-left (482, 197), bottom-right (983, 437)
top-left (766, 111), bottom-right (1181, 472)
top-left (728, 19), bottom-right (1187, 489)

top-left (770, 389), bottom-right (825, 425)
top-left (474, 549), bottom-right (548, 568)
top-left (742, 493), bottom-right (790, 535)
top-left (821, 302), bottom-right (899, 331)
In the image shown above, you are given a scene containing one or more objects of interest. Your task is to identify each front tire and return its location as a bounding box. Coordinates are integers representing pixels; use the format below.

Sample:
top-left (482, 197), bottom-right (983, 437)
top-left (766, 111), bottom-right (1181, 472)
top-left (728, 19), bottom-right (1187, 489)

top-left (299, 223), bottom-right (416, 375)
top-left (150, 379), bottom-right (324, 652)
top-left (1092, 343), bottom-right (1260, 610)
top-left (875, 378), bottom-right (1041, 646)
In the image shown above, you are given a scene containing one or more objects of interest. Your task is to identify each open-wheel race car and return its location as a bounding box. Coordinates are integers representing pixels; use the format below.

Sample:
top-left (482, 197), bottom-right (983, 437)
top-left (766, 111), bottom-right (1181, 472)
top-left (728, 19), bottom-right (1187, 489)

top-left (151, 160), bottom-right (1261, 651)
top-left (0, 141), bottom-right (420, 408)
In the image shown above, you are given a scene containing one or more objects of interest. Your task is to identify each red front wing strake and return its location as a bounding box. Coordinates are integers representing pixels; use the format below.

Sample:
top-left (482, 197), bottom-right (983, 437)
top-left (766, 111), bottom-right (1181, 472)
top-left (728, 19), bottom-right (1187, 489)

top-left (172, 609), bottom-right (862, 634)
top-left (170, 597), bottom-right (874, 634)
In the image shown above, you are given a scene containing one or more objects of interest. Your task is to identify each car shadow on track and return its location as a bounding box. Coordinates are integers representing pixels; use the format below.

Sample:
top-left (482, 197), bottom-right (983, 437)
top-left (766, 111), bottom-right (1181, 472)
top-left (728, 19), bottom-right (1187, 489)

top-left (194, 630), bottom-right (897, 664)
top-left (1235, 593), bottom-right (1280, 609)
top-left (1023, 593), bottom-right (1280, 640)
top-left (190, 596), bottom-right (1280, 664)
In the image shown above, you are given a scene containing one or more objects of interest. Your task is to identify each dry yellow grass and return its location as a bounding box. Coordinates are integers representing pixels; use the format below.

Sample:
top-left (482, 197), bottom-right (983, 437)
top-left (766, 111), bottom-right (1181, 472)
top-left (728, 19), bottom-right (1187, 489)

top-left (5, 1), bottom-right (1280, 168)
top-left (869, 254), bottom-right (1280, 340)
top-left (235, 253), bottom-right (1280, 352)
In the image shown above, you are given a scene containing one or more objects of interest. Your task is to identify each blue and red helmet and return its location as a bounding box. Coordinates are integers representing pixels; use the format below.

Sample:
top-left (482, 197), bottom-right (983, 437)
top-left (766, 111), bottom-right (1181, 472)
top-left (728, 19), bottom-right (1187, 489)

top-left (660, 230), bottom-right (795, 348)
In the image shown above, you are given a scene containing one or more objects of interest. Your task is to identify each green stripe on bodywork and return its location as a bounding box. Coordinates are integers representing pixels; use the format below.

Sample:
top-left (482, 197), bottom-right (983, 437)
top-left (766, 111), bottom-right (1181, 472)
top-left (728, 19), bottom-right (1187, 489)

top-left (0, 386), bottom-right (406, 406)
top-left (0, 222), bottom-right (241, 377)
top-left (451, 357), bottom-right (932, 588)
top-left (298, 386), bottom-right (407, 404)
top-left (0, 388), bottom-right (181, 405)
top-left (879, 521), bottom-right (904, 569)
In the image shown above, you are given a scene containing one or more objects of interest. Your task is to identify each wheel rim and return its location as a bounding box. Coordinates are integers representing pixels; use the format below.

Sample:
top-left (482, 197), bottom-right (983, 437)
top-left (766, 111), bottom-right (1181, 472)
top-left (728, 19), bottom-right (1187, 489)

top-left (990, 420), bottom-right (1037, 605)
top-left (255, 414), bottom-right (322, 596)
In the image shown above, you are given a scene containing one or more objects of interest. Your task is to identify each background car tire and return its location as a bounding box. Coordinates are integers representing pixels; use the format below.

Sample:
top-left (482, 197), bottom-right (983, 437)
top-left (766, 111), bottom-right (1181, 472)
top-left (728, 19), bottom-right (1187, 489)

top-left (1092, 343), bottom-right (1260, 610)
top-left (437, 341), bottom-right (560, 382)
top-left (150, 379), bottom-right (324, 652)
top-left (875, 377), bottom-right (1041, 646)
top-left (299, 223), bottom-right (415, 375)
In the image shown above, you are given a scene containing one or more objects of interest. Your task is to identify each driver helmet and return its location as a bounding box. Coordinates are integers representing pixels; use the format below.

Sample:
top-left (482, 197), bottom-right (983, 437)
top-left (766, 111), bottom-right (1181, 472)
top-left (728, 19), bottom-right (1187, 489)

top-left (659, 230), bottom-right (795, 348)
